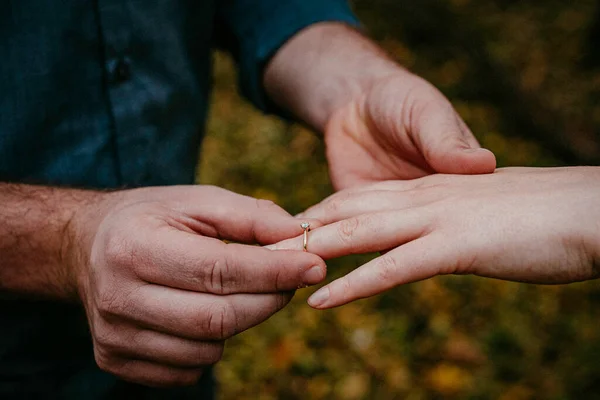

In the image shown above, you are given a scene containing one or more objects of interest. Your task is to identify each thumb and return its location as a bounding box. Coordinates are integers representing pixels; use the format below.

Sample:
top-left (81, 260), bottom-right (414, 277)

top-left (415, 100), bottom-right (496, 175)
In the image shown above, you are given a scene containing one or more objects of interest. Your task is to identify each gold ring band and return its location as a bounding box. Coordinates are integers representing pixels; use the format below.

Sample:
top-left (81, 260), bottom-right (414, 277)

top-left (301, 222), bottom-right (310, 252)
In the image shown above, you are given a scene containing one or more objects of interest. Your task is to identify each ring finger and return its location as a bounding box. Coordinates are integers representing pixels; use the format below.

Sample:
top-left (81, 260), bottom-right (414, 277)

top-left (270, 208), bottom-right (433, 259)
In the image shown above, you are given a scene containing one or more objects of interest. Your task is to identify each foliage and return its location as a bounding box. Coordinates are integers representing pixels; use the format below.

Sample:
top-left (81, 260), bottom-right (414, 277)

top-left (199, 1), bottom-right (600, 398)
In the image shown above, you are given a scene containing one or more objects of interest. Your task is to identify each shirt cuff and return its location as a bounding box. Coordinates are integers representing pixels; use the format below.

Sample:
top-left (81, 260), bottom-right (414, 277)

top-left (221, 1), bottom-right (361, 116)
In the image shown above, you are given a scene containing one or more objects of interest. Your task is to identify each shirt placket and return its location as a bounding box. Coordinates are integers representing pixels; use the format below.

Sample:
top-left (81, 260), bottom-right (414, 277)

top-left (97, 1), bottom-right (155, 187)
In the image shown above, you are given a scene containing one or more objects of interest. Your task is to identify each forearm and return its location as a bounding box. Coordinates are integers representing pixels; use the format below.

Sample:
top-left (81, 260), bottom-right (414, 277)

top-left (264, 22), bottom-right (405, 131)
top-left (0, 183), bottom-right (101, 300)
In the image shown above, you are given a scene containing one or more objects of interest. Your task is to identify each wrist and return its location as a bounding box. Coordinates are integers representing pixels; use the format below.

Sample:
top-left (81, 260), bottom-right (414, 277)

top-left (63, 190), bottom-right (125, 301)
top-left (264, 22), bottom-right (404, 131)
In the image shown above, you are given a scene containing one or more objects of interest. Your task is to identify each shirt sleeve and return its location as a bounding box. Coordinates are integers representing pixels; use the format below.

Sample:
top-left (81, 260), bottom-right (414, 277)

top-left (215, 0), bottom-right (361, 115)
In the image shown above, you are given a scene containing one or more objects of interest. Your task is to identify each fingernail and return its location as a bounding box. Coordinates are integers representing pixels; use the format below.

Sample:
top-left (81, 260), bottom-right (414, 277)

top-left (308, 287), bottom-right (330, 308)
top-left (463, 147), bottom-right (488, 153)
top-left (302, 266), bottom-right (325, 285)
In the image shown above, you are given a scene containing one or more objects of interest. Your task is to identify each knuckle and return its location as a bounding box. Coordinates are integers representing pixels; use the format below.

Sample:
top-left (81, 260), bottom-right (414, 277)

top-left (93, 324), bottom-right (121, 353)
top-left (206, 256), bottom-right (230, 295)
top-left (203, 302), bottom-right (236, 340)
top-left (374, 255), bottom-right (399, 283)
top-left (103, 233), bottom-right (138, 270)
top-left (327, 276), bottom-right (353, 304)
top-left (273, 267), bottom-right (284, 292)
top-left (210, 345), bottom-right (225, 364)
top-left (338, 217), bottom-right (360, 248)
top-left (339, 276), bottom-right (353, 297)
top-left (95, 284), bottom-right (142, 320)
top-left (451, 252), bottom-right (477, 276)
top-left (95, 289), bottom-right (123, 318)
top-left (325, 191), bottom-right (352, 215)
top-left (275, 293), bottom-right (291, 311)
top-left (324, 197), bottom-right (341, 214)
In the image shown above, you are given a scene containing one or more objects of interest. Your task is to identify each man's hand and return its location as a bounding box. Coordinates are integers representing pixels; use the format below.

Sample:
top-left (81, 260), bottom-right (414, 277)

top-left (69, 186), bottom-right (326, 386)
top-left (270, 168), bottom-right (600, 308)
top-left (0, 184), bottom-right (325, 387)
top-left (265, 23), bottom-right (496, 190)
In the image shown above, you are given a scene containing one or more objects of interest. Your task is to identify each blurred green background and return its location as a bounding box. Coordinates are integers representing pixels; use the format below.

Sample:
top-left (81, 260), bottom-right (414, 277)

top-left (199, 1), bottom-right (600, 399)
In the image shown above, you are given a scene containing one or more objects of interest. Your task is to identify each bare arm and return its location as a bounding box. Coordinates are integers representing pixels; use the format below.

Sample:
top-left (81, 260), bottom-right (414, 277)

top-left (0, 183), bottom-right (101, 299)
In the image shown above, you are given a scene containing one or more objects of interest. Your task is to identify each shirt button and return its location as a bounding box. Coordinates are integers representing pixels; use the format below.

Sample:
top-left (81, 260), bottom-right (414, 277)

top-left (108, 57), bottom-right (131, 85)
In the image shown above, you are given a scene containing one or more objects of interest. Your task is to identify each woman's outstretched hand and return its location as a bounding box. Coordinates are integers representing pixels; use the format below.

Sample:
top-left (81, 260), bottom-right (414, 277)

top-left (270, 167), bottom-right (600, 309)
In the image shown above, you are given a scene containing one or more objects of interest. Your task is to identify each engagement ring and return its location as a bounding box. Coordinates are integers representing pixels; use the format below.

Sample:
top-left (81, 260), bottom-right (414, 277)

top-left (301, 222), bottom-right (310, 252)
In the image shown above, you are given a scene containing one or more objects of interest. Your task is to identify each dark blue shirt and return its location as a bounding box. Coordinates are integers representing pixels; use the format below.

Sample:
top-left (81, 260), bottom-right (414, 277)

top-left (0, 1), bottom-right (358, 397)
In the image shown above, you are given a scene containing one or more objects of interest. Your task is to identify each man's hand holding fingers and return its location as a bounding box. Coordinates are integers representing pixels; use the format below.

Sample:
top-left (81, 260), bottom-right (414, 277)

top-left (67, 186), bottom-right (326, 386)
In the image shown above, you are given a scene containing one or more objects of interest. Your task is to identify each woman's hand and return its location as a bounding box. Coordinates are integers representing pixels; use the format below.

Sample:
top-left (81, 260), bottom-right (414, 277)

top-left (271, 167), bottom-right (600, 309)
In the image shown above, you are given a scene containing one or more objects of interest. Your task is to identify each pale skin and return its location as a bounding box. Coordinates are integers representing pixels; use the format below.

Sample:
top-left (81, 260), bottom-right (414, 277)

top-left (269, 168), bottom-right (600, 309)
top-left (1, 22), bottom-right (494, 386)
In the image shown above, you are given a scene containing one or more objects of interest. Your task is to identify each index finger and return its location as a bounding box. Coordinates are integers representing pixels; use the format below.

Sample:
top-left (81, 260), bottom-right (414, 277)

top-left (164, 186), bottom-right (324, 245)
